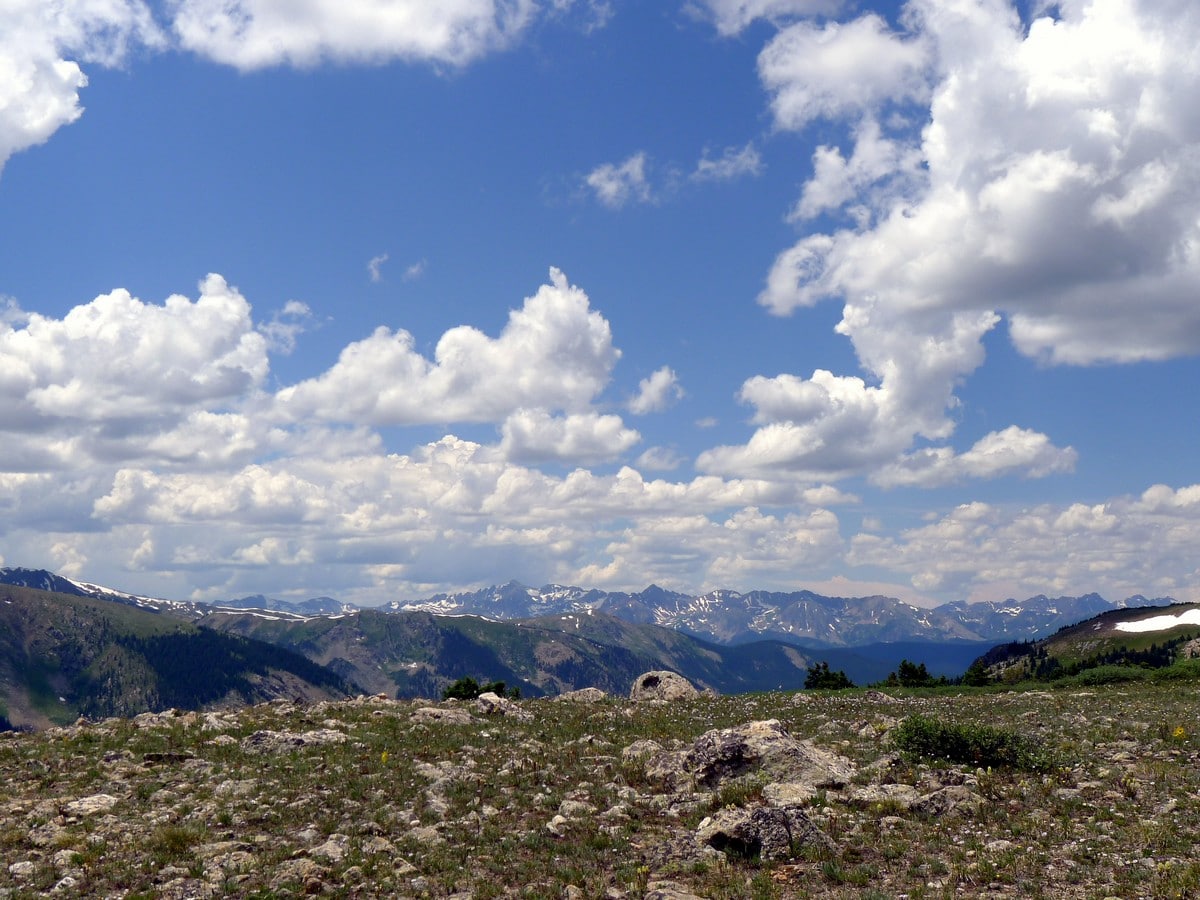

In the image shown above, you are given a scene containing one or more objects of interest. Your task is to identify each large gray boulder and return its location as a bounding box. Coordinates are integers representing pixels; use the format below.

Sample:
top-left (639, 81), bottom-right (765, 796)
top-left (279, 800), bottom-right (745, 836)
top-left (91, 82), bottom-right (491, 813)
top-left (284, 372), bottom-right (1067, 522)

top-left (629, 671), bottom-right (700, 702)
top-left (633, 718), bottom-right (856, 799)
top-left (696, 804), bottom-right (833, 860)
top-left (684, 719), bottom-right (855, 790)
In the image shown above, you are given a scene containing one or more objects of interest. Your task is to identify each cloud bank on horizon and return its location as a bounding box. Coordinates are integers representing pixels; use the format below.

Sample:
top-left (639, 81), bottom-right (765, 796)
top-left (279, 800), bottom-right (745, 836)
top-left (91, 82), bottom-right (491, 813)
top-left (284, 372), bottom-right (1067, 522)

top-left (1, 0), bottom-right (1199, 607)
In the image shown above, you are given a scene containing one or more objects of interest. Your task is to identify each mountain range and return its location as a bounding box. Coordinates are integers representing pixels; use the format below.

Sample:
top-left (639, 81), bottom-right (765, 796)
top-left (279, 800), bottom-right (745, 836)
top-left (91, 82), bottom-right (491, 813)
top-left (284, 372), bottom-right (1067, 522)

top-left (373, 580), bottom-right (1172, 648)
top-left (0, 566), bottom-right (1174, 648)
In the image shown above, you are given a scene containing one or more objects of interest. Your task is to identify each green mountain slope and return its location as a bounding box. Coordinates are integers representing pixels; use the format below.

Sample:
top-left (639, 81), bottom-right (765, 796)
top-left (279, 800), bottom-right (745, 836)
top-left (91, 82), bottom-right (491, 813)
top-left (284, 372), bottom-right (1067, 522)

top-left (976, 602), bottom-right (1200, 684)
top-left (199, 608), bottom-right (827, 698)
top-left (0, 586), bottom-right (355, 730)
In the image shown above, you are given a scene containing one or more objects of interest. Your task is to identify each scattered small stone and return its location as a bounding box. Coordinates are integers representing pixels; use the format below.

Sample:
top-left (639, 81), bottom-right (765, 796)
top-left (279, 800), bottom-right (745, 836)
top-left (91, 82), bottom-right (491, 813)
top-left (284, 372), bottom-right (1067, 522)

top-left (411, 706), bottom-right (477, 725)
top-left (555, 687), bottom-right (608, 703)
top-left (240, 729), bottom-right (347, 754)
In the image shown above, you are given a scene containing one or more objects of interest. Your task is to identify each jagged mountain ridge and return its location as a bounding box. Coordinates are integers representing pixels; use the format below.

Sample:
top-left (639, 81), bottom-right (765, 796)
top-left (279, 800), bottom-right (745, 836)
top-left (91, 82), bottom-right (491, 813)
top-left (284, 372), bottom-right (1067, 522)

top-left (0, 567), bottom-right (204, 620)
top-left (220, 594), bottom-right (355, 616)
top-left (387, 580), bottom-right (1175, 647)
top-left (0, 567), bottom-right (1175, 648)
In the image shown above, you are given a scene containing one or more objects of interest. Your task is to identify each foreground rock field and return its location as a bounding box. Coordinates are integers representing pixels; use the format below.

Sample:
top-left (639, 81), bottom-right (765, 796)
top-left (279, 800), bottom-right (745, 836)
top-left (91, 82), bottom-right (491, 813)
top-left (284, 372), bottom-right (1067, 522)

top-left (3, 680), bottom-right (1200, 898)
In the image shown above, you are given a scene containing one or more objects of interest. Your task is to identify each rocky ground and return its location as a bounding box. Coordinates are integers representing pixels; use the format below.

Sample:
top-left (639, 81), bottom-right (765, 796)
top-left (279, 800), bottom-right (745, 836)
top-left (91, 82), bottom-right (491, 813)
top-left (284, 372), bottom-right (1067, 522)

top-left (2, 675), bottom-right (1200, 899)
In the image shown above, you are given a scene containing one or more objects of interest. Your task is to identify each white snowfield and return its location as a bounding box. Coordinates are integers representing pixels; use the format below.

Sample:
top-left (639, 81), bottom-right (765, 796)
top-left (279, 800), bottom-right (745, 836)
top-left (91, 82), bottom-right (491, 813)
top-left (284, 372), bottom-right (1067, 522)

top-left (1114, 609), bottom-right (1200, 633)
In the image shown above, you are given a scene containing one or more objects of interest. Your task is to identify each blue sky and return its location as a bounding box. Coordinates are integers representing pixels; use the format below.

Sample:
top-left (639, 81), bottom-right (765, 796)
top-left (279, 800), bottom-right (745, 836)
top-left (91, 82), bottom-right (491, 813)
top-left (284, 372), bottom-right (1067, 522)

top-left (2, 0), bottom-right (1199, 607)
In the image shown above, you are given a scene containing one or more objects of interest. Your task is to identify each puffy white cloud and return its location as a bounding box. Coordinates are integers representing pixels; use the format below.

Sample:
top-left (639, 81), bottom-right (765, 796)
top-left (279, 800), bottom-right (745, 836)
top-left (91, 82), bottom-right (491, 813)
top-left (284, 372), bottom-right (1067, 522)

top-left (0, 0), bottom-right (162, 175)
top-left (758, 14), bottom-right (930, 130)
top-left (275, 268), bottom-right (620, 426)
top-left (768, 0), bottom-right (1200, 364)
top-left (585, 152), bottom-right (653, 208)
top-left (77, 433), bottom-right (841, 600)
top-left (0, 274), bottom-right (268, 438)
top-left (734, 0), bottom-right (1200, 486)
top-left (170, 0), bottom-right (536, 70)
top-left (628, 366), bottom-right (683, 415)
top-left (499, 409), bottom-right (640, 464)
top-left (696, 304), bottom-right (1033, 481)
top-left (792, 118), bottom-right (923, 221)
top-left (577, 505), bottom-right (844, 592)
top-left (849, 484), bottom-right (1200, 603)
top-left (873, 426), bottom-right (1078, 488)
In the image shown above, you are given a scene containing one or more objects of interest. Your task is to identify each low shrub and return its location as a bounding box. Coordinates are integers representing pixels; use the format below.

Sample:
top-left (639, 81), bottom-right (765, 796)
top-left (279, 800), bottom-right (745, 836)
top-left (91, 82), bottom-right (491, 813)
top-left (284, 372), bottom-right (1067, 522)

top-left (890, 713), bottom-right (1053, 771)
top-left (1055, 665), bottom-right (1149, 687)
top-left (1151, 659), bottom-right (1200, 683)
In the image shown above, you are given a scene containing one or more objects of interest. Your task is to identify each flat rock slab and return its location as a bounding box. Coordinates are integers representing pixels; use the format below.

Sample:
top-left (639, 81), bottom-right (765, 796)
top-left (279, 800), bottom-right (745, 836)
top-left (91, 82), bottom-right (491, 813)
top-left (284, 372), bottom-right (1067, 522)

top-left (63, 794), bottom-right (120, 817)
top-left (411, 707), bottom-right (477, 725)
top-left (240, 729), bottom-right (348, 754)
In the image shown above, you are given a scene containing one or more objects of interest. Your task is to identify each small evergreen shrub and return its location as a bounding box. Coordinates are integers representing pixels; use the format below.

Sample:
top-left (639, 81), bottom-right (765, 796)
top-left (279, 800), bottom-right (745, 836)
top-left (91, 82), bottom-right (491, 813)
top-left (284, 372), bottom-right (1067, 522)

top-left (890, 713), bottom-right (1053, 771)
top-left (804, 661), bottom-right (854, 690)
top-left (442, 677), bottom-right (518, 700)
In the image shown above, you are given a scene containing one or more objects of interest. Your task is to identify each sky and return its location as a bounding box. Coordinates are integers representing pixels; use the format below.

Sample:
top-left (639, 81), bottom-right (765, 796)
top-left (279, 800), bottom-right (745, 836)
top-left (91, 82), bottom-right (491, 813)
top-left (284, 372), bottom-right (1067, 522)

top-left (1, 0), bottom-right (1199, 608)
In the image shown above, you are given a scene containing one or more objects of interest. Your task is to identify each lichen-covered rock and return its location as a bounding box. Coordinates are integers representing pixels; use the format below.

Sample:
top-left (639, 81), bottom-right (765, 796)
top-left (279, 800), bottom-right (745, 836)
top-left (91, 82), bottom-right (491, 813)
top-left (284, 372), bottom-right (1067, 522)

top-left (410, 706), bottom-right (476, 725)
top-left (911, 784), bottom-right (981, 818)
top-left (696, 804), bottom-right (832, 860)
top-left (683, 719), bottom-right (855, 790)
top-left (622, 739), bottom-right (664, 762)
top-left (239, 729), bottom-right (347, 754)
top-left (555, 687), bottom-right (608, 703)
top-left (629, 671), bottom-right (700, 702)
top-left (644, 880), bottom-right (713, 899)
top-left (473, 691), bottom-right (531, 720)
top-left (845, 782), bottom-right (923, 809)
top-left (63, 793), bottom-right (120, 817)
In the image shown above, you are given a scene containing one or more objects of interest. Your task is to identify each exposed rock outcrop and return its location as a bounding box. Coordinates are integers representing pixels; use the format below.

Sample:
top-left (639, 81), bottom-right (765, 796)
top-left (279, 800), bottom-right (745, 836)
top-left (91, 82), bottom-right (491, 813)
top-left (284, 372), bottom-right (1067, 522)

top-left (629, 671), bottom-right (700, 702)
top-left (696, 803), bottom-right (834, 860)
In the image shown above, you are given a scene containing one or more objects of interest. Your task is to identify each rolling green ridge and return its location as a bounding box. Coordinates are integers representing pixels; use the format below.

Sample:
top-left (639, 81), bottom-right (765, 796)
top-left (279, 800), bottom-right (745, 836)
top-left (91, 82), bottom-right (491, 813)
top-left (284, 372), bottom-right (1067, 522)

top-left (199, 608), bottom-right (829, 698)
top-left (977, 602), bottom-right (1200, 684)
top-left (0, 586), bottom-right (354, 729)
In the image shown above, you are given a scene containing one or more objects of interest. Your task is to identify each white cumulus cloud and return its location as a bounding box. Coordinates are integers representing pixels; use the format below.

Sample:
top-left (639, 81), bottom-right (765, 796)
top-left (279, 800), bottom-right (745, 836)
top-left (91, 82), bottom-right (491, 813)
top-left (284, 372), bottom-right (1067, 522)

top-left (765, 0), bottom-right (1200, 365)
top-left (0, 274), bottom-right (268, 432)
top-left (275, 268), bottom-right (620, 427)
top-left (849, 483), bottom-right (1200, 603)
top-left (758, 14), bottom-right (930, 130)
top-left (723, 0), bottom-right (1200, 487)
top-left (499, 409), bottom-right (640, 464)
top-left (0, 0), bottom-right (162, 176)
top-left (585, 152), bottom-right (653, 208)
top-left (170, 0), bottom-right (537, 70)
top-left (628, 366), bottom-right (683, 415)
